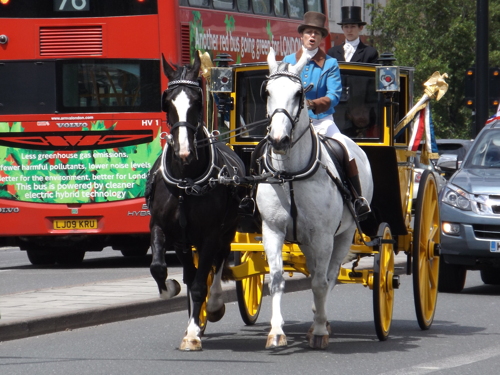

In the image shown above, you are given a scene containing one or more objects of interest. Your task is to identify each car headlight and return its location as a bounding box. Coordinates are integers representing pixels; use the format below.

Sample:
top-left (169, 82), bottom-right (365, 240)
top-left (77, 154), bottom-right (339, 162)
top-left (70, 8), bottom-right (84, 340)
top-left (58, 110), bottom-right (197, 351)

top-left (441, 185), bottom-right (493, 214)
top-left (441, 185), bottom-right (472, 210)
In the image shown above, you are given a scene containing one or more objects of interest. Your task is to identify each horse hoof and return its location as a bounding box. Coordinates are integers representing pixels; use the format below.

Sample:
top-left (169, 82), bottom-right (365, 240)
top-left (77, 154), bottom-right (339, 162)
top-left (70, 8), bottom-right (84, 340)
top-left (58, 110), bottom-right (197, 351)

top-left (306, 321), bottom-right (331, 342)
top-left (159, 279), bottom-right (182, 299)
top-left (179, 337), bottom-right (202, 351)
top-left (308, 334), bottom-right (329, 350)
top-left (265, 334), bottom-right (287, 349)
top-left (207, 304), bottom-right (225, 323)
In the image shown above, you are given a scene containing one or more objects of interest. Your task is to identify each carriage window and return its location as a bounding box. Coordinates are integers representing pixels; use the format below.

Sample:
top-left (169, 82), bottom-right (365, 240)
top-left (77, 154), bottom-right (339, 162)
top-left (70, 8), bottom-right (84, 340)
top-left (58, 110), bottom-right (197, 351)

top-left (214, 0), bottom-right (233, 10)
top-left (57, 59), bottom-right (161, 113)
top-left (235, 69), bottom-right (268, 141)
top-left (252, 0), bottom-right (270, 14)
top-left (287, 0), bottom-right (305, 18)
top-left (334, 70), bottom-right (382, 141)
top-left (237, 0), bottom-right (250, 11)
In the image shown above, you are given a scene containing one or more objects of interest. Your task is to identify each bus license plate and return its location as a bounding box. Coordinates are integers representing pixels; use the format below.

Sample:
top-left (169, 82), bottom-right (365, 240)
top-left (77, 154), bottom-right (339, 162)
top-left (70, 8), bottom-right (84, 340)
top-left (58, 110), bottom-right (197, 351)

top-left (53, 219), bottom-right (98, 230)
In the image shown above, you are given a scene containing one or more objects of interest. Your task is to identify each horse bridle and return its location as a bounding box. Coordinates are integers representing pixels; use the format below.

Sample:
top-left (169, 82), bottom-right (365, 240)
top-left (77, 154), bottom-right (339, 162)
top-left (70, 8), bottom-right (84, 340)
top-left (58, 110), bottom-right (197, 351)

top-left (264, 68), bottom-right (312, 148)
top-left (162, 66), bottom-right (204, 146)
top-left (160, 76), bottom-right (218, 194)
top-left (264, 69), bottom-right (305, 125)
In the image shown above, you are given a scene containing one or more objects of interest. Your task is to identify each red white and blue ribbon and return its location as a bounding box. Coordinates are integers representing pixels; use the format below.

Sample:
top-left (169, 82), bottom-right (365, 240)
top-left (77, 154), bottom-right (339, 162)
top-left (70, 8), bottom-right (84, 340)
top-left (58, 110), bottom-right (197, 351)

top-left (408, 101), bottom-right (438, 156)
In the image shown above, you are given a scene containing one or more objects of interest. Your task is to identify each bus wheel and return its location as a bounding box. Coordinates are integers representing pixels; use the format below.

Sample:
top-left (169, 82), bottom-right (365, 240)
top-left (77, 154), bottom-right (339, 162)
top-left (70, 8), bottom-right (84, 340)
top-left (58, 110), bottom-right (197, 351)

top-left (55, 250), bottom-right (85, 265)
top-left (120, 247), bottom-right (149, 257)
top-left (26, 250), bottom-right (57, 265)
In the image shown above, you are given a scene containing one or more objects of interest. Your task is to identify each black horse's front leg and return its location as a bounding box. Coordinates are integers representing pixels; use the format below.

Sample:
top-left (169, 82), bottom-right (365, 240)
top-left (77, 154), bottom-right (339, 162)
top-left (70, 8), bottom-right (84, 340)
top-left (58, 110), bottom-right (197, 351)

top-left (178, 245), bottom-right (216, 351)
top-left (150, 225), bottom-right (180, 299)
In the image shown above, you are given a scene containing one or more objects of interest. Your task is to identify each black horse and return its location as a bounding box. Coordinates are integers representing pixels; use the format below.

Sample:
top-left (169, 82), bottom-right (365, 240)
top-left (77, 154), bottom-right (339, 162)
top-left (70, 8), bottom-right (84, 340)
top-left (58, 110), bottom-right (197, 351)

top-left (146, 52), bottom-right (246, 351)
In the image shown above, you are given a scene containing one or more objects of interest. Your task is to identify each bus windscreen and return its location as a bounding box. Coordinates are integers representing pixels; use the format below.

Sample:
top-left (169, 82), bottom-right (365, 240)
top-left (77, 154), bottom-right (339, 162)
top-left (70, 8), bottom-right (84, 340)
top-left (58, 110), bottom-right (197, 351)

top-left (0, 0), bottom-right (158, 18)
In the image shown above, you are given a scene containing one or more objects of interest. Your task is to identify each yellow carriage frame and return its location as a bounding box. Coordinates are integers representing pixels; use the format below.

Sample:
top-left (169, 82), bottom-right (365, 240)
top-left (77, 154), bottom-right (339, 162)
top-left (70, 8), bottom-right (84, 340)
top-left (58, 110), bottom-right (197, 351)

top-left (201, 60), bottom-right (440, 341)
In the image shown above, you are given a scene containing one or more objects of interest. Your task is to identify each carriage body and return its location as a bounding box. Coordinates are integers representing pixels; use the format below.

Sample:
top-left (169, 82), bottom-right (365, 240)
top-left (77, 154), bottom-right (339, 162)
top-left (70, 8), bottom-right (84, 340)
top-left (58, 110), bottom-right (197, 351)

top-left (206, 61), bottom-right (440, 339)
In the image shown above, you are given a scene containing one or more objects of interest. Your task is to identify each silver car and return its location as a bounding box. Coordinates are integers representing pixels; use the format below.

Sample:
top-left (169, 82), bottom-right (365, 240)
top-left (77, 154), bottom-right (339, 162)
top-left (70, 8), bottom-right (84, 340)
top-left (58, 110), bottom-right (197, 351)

top-left (438, 121), bottom-right (500, 293)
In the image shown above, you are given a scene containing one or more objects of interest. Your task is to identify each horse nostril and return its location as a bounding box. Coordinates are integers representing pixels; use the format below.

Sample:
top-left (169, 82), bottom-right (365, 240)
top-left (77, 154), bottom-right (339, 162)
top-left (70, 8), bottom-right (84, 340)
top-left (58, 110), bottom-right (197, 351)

top-left (271, 135), bottom-right (290, 153)
top-left (280, 135), bottom-right (291, 148)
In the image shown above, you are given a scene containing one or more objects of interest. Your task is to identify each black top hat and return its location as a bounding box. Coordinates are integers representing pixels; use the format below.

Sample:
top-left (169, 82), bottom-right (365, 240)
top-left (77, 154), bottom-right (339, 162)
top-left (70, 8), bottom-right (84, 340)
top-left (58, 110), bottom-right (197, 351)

top-left (337, 6), bottom-right (367, 26)
top-left (297, 11), bottom-right (329, 38)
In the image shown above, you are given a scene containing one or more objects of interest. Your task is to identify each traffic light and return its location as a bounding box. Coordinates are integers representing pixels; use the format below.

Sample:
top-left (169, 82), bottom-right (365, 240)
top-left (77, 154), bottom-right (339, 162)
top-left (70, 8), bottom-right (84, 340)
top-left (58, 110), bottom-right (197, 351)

top-left (489, 67), bottom-right (500, 109)
top-left (464, 68), bottom-right (475, 108)
top-left (464, 67), bottom-right (500, 110)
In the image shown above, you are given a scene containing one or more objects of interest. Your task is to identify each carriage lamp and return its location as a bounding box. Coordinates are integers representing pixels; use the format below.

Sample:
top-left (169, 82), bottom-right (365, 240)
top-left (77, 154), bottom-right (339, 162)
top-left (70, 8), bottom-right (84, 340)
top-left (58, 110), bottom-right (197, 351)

top-left (376, 66), bottom-right (400, 92)
top-left (0, 35), bottom-right (8, 44)
top-left (211, 53), bottom-right (234, 93)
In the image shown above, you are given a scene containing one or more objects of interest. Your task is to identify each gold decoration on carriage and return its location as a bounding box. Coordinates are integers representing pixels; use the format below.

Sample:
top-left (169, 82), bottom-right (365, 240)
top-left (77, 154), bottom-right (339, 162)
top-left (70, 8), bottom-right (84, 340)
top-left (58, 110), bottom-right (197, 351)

top-left (394, 71), bottom-right (449, 164)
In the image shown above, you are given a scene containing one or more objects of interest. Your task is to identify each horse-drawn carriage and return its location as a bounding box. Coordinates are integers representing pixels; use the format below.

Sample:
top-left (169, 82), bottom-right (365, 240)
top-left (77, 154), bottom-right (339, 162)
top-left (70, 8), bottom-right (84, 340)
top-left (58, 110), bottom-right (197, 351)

top-left (148, 50), bottom-right (443, 350)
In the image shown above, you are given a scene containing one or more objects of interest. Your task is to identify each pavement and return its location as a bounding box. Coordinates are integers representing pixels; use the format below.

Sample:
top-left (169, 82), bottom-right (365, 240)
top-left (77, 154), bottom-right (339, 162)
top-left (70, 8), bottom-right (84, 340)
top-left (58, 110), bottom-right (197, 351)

top-left (0, 252), bottom-right (408, 342)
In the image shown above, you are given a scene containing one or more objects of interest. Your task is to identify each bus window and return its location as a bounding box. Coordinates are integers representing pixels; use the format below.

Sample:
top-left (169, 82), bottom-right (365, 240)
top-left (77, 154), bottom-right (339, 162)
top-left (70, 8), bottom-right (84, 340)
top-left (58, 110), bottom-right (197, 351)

top-left (252, 0), bottom-right (270, 14)
top-left (58, 59), bottom-right (160, 113)
top-left (334, 70), bottom-right (382, 141)
top-left (188, 0), bottom-right (210, 7)
top-left (287, 0), bottom-right (305, 18)
top-left (213, 0), bottom-right (233, 10)
top-left (274, 0), bottom-right (285, 16)
top-left (237, 0), bottom-right (250, 11)
top-left (0, 61), bottom-right (57, 115)
top-left (0, 0), bottom-right (157, 17)
top-left (236, 70), bottom-right (268, 140)
top-left (306, 0), bottom-right (322, 12)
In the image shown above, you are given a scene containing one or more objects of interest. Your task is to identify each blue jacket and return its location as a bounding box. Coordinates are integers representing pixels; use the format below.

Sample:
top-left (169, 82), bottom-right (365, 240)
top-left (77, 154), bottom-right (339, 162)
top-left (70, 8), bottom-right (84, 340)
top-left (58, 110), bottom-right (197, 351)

top-left (283, 49), bottom-right (342, 120)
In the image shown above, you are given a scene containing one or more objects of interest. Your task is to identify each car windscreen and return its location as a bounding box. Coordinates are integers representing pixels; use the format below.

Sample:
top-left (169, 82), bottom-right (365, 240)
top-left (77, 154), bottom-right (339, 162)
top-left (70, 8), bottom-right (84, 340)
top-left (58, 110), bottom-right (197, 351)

top-left (464, 130), bottom-right (500, 168)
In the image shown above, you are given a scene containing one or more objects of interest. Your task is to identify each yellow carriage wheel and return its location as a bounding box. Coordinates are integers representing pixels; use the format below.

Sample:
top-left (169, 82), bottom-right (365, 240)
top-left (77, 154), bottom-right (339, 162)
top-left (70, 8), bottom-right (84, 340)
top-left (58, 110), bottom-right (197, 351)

top-left (373, 222), bottom-right (395, 341)
top-left (413, 170), bottom-right (440, 330)
top-left (191, 250), bottom-right (214, 334)
top-left (234, 251), bottom-right (264, 325)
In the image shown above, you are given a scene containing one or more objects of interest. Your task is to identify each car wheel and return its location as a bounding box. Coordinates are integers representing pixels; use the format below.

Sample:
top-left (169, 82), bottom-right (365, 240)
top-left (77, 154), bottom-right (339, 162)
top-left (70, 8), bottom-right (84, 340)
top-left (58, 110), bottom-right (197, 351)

top-left (438, 260), bottom-right (466, 293)
top-left (480, 269), bottom-right (500, 285)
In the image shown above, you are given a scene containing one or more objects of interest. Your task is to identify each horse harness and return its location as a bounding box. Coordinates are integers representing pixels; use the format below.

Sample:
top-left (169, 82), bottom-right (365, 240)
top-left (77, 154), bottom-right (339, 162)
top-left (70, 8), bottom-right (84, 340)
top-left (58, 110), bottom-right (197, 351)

top-left (156, 76), bottom-right (245, 252)
top-left (255, 68), bottom-right (365, 244)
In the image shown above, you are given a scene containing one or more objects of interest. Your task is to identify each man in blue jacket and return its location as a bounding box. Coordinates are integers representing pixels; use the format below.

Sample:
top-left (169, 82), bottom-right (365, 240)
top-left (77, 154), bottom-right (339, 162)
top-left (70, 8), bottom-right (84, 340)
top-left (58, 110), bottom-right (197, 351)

top-left (283, 11), bottom-right (370, 219)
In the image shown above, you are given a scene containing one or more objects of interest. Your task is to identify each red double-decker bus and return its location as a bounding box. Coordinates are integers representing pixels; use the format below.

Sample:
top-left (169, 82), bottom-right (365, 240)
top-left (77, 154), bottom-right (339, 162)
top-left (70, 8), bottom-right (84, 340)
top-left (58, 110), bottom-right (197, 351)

top-left (0, 0), bottom-right (328, 264)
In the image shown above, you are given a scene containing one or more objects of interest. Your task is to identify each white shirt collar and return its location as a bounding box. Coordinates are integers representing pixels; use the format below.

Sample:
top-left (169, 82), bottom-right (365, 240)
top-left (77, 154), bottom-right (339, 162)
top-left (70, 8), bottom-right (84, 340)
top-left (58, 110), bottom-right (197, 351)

top-left (346, 38), bottom-right (360, 48)
top-left (302, 45), bottom-right (318, 59)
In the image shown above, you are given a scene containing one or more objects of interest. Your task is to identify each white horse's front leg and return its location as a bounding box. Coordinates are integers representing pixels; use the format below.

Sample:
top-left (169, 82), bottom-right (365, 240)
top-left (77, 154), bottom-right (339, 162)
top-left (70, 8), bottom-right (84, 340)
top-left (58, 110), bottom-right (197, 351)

top-left (302, 242), bottom-right (332, 350)
top-left (262, 222), bottom-right (287, 349)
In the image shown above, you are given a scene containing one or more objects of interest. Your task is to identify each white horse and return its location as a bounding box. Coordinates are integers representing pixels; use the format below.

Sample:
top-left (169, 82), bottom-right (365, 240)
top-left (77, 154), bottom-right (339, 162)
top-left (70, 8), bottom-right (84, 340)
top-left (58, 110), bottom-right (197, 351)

top-left (256, 48), bottom-right (373, 349)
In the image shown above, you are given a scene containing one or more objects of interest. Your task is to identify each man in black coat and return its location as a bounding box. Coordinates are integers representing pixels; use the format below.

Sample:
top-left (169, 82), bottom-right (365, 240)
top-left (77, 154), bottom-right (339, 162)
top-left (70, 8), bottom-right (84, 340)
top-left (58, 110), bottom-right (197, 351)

top-left (327, 6), bottom-right (378, 64)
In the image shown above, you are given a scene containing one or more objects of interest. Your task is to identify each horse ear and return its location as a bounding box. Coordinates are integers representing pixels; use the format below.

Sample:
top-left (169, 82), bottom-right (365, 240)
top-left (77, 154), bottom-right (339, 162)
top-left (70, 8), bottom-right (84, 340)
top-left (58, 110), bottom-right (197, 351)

top-left (191, 51), bottom-right (202, 79)
top-left (162, 53), bottom-right (176, 80)
top-left (290, 51), bottom-right (310, 75)
top-left (267, 47), bottom-right (278, 74)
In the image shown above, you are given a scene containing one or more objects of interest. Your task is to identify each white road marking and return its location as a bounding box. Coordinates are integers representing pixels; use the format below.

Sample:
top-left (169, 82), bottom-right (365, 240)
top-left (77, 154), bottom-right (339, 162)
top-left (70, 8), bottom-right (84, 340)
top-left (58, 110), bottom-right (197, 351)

top-left (379, 345), bottom-right (500, 374)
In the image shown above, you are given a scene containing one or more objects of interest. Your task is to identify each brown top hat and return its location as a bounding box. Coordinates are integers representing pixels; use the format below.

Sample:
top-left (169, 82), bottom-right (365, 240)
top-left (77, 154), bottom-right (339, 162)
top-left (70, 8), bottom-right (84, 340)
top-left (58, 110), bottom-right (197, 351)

top-left (297, 11), bottom-right (329, 38)
top-left (337, 6), bottom-right (367, 25)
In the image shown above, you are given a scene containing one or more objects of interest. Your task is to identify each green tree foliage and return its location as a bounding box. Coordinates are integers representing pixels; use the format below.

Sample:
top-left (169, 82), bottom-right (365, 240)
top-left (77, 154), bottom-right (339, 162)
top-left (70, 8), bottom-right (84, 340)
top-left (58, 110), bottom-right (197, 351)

top-left (368, 0), bottom-right (500, 139)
